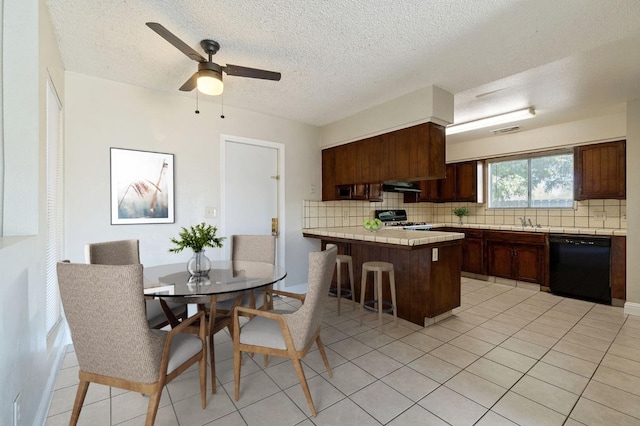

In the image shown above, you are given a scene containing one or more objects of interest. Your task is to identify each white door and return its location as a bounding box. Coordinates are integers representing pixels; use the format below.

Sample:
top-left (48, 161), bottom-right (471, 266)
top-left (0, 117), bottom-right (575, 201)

top-left (221, 136), bottom-right (284, 284)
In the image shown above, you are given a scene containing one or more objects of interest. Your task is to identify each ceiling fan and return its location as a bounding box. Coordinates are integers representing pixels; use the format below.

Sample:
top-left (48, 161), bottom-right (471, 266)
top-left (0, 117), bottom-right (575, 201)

top-left (146, 22), bottom-right (281, 96)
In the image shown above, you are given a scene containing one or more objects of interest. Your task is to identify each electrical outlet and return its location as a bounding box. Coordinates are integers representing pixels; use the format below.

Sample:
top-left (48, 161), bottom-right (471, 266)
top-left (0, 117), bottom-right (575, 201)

top-left (593, 210), bottom-right (606, 221)
top-left (309, 184), bottom-right (316, 195)
top-left (13, 393), bottom-right (20, 426)
top-left (205, 207), bottom-right (217, 218)
top-left (432, 248), bottom-right (439, 262)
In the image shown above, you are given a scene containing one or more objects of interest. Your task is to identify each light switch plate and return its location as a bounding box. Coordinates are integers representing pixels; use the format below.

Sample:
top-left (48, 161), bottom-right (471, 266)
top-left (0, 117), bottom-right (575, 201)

top-left (432, 248), bottom-right (439, 262)
top-left (205, 207), bottom-right (217, 218)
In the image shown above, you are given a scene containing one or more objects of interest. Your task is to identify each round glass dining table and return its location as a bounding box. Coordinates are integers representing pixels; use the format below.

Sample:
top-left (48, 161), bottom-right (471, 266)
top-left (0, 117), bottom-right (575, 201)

top-left (143, 260), bottom-right (287, 298)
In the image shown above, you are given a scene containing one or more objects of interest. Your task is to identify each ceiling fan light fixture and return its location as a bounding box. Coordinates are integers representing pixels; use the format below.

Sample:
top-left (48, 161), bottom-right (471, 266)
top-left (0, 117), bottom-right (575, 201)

top-left (446, 107), bottom-right (535, 135)
top-left (197, 69), bottom-right (224, 96)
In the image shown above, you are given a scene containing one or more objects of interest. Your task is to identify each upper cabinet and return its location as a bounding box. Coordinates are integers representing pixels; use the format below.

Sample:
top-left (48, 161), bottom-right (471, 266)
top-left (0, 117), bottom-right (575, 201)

top-left (322, 122), bottom-right (445, 201)
top-left (405, 160), bottom-right (483, 203)
top-left (574, 140), bottom-right (626, 200)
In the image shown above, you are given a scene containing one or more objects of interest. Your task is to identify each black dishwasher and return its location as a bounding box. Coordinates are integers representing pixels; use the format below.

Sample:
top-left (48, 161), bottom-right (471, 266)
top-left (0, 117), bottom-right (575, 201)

top-left (549, 235), bottom-right (611, 304)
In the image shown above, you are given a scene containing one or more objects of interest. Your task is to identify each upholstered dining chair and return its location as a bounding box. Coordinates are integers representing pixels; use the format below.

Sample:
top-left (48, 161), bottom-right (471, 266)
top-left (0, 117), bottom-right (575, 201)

top-left (57, 262), bottom-right (207, 426)
top-left (85, 239), bottom-right (188, 329)
top-left (233, 246), bottom-right (337, 417)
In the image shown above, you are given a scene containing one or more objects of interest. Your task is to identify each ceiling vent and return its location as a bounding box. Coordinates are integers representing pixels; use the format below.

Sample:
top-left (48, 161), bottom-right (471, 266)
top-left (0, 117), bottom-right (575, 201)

top-left (491, 125), bottom-right (521, 135)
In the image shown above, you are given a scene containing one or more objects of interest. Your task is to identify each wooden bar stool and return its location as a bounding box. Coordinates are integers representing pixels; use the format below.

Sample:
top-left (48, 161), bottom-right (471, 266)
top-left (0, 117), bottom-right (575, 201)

top-left (360, 261), bottom-right (397, 331)
top-left (326, 244), bottom-right (355, 315)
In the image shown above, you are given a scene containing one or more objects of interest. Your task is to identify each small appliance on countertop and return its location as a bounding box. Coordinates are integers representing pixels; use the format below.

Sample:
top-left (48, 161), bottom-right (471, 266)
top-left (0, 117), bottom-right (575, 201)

top-left (374, 209), bottom-right (433, 231)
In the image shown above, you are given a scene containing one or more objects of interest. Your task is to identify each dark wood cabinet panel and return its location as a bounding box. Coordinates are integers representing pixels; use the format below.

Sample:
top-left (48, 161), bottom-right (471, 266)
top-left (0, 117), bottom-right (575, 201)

top-left (485, 231), bottom-right (546, 284)
top-left (368, 134), bottom-right (388, 183)
top-left (368, 183), bottom-right (383, 202)
top-left (455, 161), bottom-right (478, 202)
top-left (514, 244), bottom-right (544, 283)
top-left (322, 148), bottom-right (337, 201)
top-left (574, 140), bottom-right (626, 200)
top-left (487, 242), bottom-right (515, 278)
top-left (407, 160), bottom-right (480, 203)
top-left (611, 236), bottom-right (626, 300)
top-left (355, 139), bottom-right (370, 184)
top-left (463, 237), bottom-right (485, 275)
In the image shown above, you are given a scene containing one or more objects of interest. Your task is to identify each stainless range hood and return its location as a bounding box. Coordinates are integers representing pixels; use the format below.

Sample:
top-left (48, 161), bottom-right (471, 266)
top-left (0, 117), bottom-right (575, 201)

top-left (382, 181), bottom-right (422, 193)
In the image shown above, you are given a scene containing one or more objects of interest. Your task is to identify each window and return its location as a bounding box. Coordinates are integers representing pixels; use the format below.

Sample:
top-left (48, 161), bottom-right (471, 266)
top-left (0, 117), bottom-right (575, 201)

top-left (488, 152), bottom-right (574, 208)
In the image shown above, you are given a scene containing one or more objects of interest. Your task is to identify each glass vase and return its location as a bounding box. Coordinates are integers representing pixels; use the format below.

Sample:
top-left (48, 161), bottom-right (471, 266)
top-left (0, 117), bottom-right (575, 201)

top-left (187, 250), bottom-right (211, 277)
top-left (457, 216), bottom-right (464, 225)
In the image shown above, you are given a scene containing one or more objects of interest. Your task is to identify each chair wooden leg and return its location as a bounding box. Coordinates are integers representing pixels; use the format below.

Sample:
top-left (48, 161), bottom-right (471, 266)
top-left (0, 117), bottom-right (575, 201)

top-left (234, 350), bottom-right (242, 401)
top-left (200, 347), bottom-right (207, 408)
top-left (291, 358), bottom-right (317, 417)
top-left (145, 389), bottom-right (162, 426)
top-left (316, 335), bottom-right (332, 377)
top-left (70, 379), bottom-right (89, 425)
top-left (208, 333), bottom-right (216, 394)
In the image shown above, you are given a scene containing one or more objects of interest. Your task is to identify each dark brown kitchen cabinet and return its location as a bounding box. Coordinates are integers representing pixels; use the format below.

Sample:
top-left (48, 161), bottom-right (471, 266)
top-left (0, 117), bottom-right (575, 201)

top-left (405, 160), bottom-right (481, 203)
top-left (335, 183), bottom-right (383, 201)
top-left (485, 231), bottom-right (546, 284)
top-left (440, 227), bottom-right (485, 275)
top-left (611, 236), bottom-right (626, 301)
top-left (368, 134), bottom-right (389, 184)
top-left (574, 140), bottom-right (626, 200)
top-left (322, 148), bottom-right (337, 201)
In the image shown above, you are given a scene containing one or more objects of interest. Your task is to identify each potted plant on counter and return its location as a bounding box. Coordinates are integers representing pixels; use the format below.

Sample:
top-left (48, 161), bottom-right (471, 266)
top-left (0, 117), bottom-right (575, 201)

top-left (169, 222), bottom-right (225, 277)
top-left (452, 207), bottom-right (470, 226)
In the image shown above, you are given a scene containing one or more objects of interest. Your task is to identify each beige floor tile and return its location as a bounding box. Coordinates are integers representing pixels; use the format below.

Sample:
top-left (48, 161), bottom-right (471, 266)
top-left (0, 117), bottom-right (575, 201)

top-left (311, 398), bottom-right (379, 426)
top-left (445, 370), bottom-right (508, 408)
top-left (600, 352), bottom-right (640, 378)
top-left (512, 328), bottom-right (559, 349)
top-left (437, 316), bottom-right (477, 333)
top-left (541, 309), bottom-right (582, 324)
top-left (464, 326), bottom-right (510, 345)
top-left (454, 310), bottom-right (490, 326)
top-left (569, 397), bottom-right (640, 426)
top-left (570, 323), bottom-right (616, 342)
top-left (223, 370), bottom-right (281, 409)
top-left (492, 313), bottom-right (532, 328)
top-left (582, 380), bottom-right (640, 418)
top-left (381, 366), bottom-right (439, 401)
top-left (353, 328), bottom-right (396, 348)
top-left (173, 390), bottom-right (238, 425)
top-left (320, 361), bottom-right (375, 395)
top-left (511, 375), bottom-right (578, 415)
top-left (117, 404), bottom-right (179, 426)
top-left (53, 366), bottom-right (80, 391)
top-left (110, 388), bottom-right (172, 425)
top-left (303, 345), bottom-right (348, 374)
top-left (45, 398), bottom-right (111, 426)
top-left (239, 390), bottom-right (306, 425)
top-left (328, 336), bottom-right (374, 360)
top-left (465, 357), bottom-right (524, 389)
top-left (527, 361), bottom-right (589, 395)
top-left (578, 317), bottom-right (623, 334)
top-left (207, 411), bottom-right (251, 426)
top-left (562, 330), bottom-right (612, 352)
top-left (377, 340), bottom-right (425, 364)
top-left (540, 350), bottom-right (598, 378)
top-left (552, 339), bottom-right (606, 364)
top-left (351, 349), bottom-right (403, 378)
top-left (449, 334), bottom-right (496, 356)
top-left (493, 391), bottom-right (566, 426)
top-left (387, 404), bottom-right (449, 425)
top-left (614, 333), bottom-right (640, 351)
top-left (419, 323), bottom-right (461, 342)
top-left (265, 357), bottom-right (319, 389)
top-left (350, 380), bottom-right (413, 424)
top-left (523, 320), bottom-right (568, 339)
top-left (484, 346), bottom-right (537, 373)
top-left (408, 353), bottom-right (461, 383)
top-left (474, 410), bottom-right (519, 425)
top-left (319, 324), bottom-right (350, 345)
top-left (418, 385), bottom-right (487, 425)
top-left (500, 336), bottom-right (549, 359)
top-left (480, 318), bottom-right (522, 336)
top-left (285, 374), bottom-right (346, 416)
top-left (608, 341), bottom-right (640, 361)
top-left (592, 365), bottom-right (640, 397)
top-left (430, 343), bottom-right (480, 368)
top-left (400, 331), bottom-right (445, 352)
top-left (462, 305), bottom-right (501, 319)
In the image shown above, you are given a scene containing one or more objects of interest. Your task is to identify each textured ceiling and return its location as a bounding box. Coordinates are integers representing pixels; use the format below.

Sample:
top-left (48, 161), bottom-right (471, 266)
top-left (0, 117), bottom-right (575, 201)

top-left (46, 0), bottom-right (640, 142)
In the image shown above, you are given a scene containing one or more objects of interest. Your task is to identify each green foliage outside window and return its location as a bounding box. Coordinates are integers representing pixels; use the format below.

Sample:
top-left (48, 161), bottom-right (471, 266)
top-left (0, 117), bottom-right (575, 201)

top-left (488, 153), bottom-right (574, 208)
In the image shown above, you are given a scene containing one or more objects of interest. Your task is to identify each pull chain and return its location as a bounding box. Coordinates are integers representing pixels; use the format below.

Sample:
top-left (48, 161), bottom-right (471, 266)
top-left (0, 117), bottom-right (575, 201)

top-left (220, 93), bottom-right (225, 119)
top-left (195, 90), bottom-right (200, 114)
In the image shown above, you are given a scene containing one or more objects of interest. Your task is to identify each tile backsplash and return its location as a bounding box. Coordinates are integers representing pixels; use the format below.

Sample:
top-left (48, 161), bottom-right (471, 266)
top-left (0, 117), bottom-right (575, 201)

top-left (303, 193), bottom-right (627, 230)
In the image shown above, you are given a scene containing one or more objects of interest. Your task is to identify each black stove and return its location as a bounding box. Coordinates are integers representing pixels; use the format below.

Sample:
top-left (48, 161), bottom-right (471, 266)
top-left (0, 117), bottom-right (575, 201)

top-left (374, 210), bottom-right (433, 231)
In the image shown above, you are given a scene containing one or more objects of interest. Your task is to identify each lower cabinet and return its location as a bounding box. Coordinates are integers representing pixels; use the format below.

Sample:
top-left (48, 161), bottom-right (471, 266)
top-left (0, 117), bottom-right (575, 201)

top-left (485, 231), bottom-right (546, 285)
top-left (441, 227), bottom-right (485, 275)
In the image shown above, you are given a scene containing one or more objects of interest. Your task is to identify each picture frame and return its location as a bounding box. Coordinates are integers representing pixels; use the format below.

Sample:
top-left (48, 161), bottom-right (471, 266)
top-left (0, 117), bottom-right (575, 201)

top-left (110, 148), bottom-right (175, 224)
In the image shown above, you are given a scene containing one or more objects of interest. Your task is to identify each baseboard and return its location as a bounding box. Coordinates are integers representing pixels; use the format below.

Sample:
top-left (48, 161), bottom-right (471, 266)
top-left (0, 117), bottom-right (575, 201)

top-left (624, 301), bottom-right (640, 317)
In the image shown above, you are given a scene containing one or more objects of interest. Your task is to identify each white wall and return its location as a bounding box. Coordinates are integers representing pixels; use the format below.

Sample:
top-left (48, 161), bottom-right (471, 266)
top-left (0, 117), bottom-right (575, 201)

top-left (0, 1), bottom-right (68, 425)
top-left (625, 99), bottom-right (640, 313)
top-left (64, 72), bottom-right (321, 287)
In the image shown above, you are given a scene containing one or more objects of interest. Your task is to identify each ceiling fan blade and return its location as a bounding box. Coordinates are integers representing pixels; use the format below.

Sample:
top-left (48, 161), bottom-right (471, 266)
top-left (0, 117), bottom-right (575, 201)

top-left (146, 22), bottom-right (206, 63)
top-left (224, 64), bottom-right (281, 81)
top-left (179, 73), bottom-right (198, 91)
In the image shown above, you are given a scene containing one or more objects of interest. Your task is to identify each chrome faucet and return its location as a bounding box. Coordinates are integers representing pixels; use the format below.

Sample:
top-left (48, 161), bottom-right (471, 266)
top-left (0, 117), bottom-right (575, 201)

top-left (528, 218), bottom-right (534, 228)
top-left (519, 217), bottom-right (527, 226)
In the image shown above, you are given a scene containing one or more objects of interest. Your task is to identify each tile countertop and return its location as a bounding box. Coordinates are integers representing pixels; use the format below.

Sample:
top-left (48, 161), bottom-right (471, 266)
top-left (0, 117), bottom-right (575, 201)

top-left (302, 223), bottom-right (626, 247)
top-left (302, 226), bottom-right (465, 247)
top-left (429, 223), bottom-right (627, 236)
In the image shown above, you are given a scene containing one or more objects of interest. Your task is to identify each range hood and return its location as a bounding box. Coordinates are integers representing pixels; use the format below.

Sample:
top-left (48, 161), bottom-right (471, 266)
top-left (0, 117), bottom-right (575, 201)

top-left (382, 181), bottom-right (421, 193)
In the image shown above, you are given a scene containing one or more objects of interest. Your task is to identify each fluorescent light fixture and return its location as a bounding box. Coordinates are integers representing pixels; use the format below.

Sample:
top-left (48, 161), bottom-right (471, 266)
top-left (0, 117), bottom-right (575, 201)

top-left (446, 107), bottom-right (535, 135)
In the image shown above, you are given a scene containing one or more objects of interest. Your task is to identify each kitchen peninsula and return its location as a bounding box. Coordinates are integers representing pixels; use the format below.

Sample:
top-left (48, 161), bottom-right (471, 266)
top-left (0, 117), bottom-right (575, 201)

top-left (303, 226), bottom-right (464, 326)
